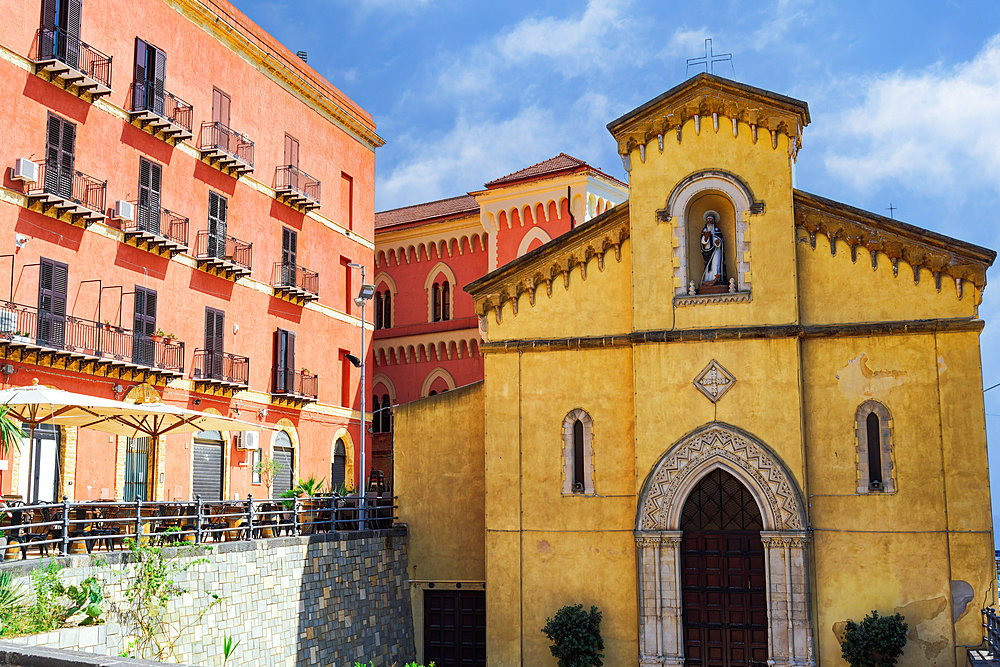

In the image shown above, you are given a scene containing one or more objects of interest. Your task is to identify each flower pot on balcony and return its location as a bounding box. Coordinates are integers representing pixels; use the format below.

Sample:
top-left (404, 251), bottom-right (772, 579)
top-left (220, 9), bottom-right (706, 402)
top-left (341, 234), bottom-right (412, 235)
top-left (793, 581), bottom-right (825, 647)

top-left (11, 335), bottom-right (29, 344)
top-left (164, 337), bottom-right (179, 346)
top-left (150, 334), bottom-right (163, 343)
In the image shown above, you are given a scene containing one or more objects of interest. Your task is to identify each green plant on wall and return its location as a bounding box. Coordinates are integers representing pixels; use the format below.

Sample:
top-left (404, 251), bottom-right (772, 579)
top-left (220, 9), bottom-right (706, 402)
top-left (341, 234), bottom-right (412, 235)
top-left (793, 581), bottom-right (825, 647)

top-left (0, 561), bottom-right (104, 637)
top-left (841, 610), bottom-right (908, 667)
top-left (110, 530), bottom-right (222, 661)
top-left (0, 403), bottom-right (21, 456)
top-left (541, 604), bottom-right (605, 667)
top-left (253, 455), bottom-right (284, 499)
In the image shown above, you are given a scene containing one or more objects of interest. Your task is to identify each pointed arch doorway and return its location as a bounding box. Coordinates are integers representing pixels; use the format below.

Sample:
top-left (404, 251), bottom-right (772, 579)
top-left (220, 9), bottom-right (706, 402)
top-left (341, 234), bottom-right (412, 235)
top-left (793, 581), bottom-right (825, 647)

top-left (680, 469), bottom-right (768, 667)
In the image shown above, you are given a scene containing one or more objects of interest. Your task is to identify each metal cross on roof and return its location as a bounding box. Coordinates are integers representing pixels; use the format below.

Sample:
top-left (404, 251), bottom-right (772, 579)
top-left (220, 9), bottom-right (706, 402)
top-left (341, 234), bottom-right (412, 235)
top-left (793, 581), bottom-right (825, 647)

top-left (886, 202), bottom-right (896, 219)
top-left (686, 39), bottom-right (735, 78)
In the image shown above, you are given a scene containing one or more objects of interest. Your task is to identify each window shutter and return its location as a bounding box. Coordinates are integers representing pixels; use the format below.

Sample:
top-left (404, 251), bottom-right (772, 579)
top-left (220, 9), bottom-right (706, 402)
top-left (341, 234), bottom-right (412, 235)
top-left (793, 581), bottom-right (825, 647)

top-left (208, 192), bottom-right (227, 258)
top-left (148, 162), bottom-right (162, 235)
top-left (205, 308), bottom-right (215, 351)
top-left (45, 114), bottom-right (61, 194)
top-left (273, 329), bottom-right (283, 392)
top-left (287, 331), bottom-right (295, 378)
top-left (40, 0), bottom-right (57, 58)
top-left (37, 260), bottom-right (67, 348)
top-left (58, 120), bottom-right (76, 200)
top-left (137, 158), bottom-right (151, 230)
top-left (63, 0), bottom-right (82, 68)
top-left (152, 47), bottom-right (167, 116)
top-left (213, 310), bottom-right (224, 353)
top-left (133, 38), bottom-right (148, 111)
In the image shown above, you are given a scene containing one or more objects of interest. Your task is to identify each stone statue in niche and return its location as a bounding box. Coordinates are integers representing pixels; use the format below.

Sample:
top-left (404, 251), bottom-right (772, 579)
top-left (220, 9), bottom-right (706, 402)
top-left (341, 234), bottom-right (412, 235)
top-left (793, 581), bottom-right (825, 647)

top-left (699, 210), bottom-right (728, 294)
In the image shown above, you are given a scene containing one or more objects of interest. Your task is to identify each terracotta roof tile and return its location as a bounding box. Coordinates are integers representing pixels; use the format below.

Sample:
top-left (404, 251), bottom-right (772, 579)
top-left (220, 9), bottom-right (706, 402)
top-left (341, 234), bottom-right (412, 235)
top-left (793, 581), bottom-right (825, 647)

top-left (484, 153), bottom-right (626, 189)
top-left (375, 195), bottom-right (480, 230)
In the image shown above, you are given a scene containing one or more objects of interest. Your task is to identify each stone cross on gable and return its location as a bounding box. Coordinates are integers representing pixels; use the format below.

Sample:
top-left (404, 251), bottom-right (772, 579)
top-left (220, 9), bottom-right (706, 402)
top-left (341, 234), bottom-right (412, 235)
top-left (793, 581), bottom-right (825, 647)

top-left (686, 39), bottom-right (735, 78)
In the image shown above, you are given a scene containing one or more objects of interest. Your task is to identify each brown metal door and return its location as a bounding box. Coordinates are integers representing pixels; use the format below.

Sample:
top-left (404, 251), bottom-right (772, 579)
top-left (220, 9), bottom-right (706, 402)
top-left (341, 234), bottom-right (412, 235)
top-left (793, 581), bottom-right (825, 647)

top-left (424, 590), bottom-right (486, 667)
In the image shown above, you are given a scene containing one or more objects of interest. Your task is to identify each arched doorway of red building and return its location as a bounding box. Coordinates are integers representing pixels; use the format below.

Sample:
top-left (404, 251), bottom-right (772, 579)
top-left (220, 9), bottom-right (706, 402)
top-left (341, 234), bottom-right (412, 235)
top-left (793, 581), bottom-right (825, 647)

top-left (680, 469), bottom-right (768, 667)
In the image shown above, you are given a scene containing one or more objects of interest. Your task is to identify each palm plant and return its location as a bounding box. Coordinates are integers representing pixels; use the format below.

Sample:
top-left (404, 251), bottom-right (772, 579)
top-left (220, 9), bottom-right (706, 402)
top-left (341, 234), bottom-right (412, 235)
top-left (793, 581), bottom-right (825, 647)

top-left (0, 404), bottom-right (20, 456)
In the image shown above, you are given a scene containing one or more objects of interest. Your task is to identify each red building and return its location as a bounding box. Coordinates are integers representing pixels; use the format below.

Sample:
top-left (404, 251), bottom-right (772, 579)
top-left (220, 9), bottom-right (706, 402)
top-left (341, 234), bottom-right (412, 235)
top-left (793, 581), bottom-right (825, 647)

top-left (371, 155), bottom-right (627, 469)
top-left (0, 0), bottom-right (382, 503)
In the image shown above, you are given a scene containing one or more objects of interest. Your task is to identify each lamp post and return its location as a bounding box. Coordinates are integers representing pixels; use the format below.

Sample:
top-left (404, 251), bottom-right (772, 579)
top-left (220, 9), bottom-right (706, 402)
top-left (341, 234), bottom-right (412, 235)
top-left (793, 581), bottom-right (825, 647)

top-left (347, 263), bottom-right (374, 526)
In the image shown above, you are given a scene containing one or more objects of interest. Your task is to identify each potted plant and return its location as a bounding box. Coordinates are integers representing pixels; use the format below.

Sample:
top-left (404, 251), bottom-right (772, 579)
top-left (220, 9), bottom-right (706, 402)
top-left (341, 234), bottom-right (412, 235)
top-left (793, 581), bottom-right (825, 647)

top-left (102, 320), bottom-right (114, 331)
top-left (300, 367), bottom-right (311, 376)
top-left (150, 329), bottom-right (165, 343)
top-left (11, 330), bottom-right (29, 344)
top-left (163, 332), bottom-right (178, 346)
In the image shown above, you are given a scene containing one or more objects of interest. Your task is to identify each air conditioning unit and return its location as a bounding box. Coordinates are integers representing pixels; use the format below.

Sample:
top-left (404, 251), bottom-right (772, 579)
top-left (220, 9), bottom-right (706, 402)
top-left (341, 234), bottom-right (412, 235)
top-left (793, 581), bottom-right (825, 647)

top-left (0, 309), bottom-right (15, 333)
top-left (12, 158), bottom-right (38, 184)
top-left (113, 200), bottom-right (135, 223)
top-left (236, 431), bottom-right (259, 450)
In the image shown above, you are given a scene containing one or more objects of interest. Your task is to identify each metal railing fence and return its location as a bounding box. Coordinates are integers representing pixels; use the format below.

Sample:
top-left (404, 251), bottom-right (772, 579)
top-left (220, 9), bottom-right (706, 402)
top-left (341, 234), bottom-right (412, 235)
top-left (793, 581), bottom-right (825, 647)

top-left (33, 27), bottom-right (113, 89)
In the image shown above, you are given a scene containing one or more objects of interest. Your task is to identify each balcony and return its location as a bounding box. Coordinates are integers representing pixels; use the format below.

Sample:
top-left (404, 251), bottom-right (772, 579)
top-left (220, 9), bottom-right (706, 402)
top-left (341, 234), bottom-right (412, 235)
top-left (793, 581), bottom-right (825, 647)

top-left (194, 230), bottom-right (252, 281)
top-left (31, 28), bottom-right (112, 99)
top-left (25, 163), bottom-right (107, 226)
top-left (0, 302), bottom-right (184, 382)
top-left (199, 121), bottom-right (254, 177)
top-left (271, 368), bottom-right (318, 405)
top-left (271, 263), bottom-right (319, 304)
top-left (193, 349), bottom-right (250, 394)
top-left (128, 83), bottom-right (193, 143)
top-left (121, 206), bottom-right (188, 256)
top-left (274, 165), bottom-right (321, 212)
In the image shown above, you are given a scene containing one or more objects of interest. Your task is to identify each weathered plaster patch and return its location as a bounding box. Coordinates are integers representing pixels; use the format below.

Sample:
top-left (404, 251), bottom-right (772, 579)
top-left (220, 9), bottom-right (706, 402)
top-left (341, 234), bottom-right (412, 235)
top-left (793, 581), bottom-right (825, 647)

top-left (951, 580), bottom-right (974, 622)
top-left (832, 620), bottom-right (851, 645)
top-left (836, 353), bottom-right (907, 398)
top-left (938, 356), bottom-right (948, 374)
top-left (536, 540), bottom-right (552, 554)
top-left (895, 597), bottom-right (949, 659)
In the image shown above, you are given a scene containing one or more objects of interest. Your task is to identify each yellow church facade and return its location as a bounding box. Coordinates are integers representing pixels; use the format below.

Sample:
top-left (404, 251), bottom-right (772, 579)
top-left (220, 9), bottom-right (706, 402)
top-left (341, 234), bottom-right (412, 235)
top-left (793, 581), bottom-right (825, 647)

top-left (395, 74), bottom-right (997, 667)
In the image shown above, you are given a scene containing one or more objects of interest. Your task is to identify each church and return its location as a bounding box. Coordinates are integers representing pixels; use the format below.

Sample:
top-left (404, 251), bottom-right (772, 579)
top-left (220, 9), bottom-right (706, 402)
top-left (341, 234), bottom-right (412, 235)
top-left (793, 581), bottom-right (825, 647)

top-left (394, 73), bottom-right (997, 667)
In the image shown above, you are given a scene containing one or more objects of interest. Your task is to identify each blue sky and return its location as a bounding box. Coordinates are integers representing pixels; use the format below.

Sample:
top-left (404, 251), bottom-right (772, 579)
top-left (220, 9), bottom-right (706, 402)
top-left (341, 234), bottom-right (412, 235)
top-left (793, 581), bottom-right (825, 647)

top-left (241, 0), bottom-right (1000, 536)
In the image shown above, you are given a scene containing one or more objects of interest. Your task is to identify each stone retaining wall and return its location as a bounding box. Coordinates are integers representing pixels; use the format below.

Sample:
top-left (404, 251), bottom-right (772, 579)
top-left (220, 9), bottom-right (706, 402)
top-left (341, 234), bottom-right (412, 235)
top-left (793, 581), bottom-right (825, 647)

top-left (1, 528), bottom-right (414, 667)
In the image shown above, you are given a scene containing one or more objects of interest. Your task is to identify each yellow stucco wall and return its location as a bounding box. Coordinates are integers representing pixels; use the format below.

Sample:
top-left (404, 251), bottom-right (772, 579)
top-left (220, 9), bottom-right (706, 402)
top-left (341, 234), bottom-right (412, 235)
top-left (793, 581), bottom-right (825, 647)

top-left (396, 79), bottom-right (994, 667)
top-left (395, 381), bottom-right (487, 663)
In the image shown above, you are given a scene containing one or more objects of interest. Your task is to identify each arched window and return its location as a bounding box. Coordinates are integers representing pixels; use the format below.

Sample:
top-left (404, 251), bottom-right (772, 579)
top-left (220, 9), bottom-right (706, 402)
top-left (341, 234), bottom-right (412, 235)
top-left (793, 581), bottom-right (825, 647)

top-left (331, 438), bottom-right (346, 491)
top-left (380, 393), bottom-right (391, 432)
top-left (855, 400), bottom-right (894, 493)
top-left (562, 409), bottom-right (594, 495)
top-left (441, 281), bottom-right (451, 321)
top-left (374, 292), bottom-right (384, 330)
top-left (371, 395), bottom-right (382, 432)
top-left (432, 283), bottom-right (441, 322)
top-left (383, 291), bottom-right (392, 328)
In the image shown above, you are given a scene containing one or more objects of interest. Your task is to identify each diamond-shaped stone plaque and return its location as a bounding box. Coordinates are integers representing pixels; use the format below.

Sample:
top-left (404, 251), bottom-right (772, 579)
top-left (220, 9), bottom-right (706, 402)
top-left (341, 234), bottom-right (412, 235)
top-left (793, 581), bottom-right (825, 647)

top-left (693, 360), bottom-right (736, 403)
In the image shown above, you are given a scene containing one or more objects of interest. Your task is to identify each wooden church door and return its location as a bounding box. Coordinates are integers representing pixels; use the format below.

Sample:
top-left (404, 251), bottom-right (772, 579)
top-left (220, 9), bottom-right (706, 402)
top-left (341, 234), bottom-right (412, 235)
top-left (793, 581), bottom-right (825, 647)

top-left (680, 469), bottom-right (768, 667)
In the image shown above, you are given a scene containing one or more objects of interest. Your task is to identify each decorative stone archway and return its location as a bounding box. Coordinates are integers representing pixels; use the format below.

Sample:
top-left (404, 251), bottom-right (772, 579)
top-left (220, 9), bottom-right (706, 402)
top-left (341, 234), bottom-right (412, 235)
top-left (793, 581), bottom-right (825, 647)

top-left (635, 423), bottom-right (814, 667)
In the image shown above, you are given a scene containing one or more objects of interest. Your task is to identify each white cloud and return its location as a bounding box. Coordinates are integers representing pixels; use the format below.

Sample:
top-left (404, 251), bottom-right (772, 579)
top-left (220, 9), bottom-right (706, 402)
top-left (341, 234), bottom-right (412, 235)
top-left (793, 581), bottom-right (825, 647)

top-left (822, 34), bottom-right (1000, 198)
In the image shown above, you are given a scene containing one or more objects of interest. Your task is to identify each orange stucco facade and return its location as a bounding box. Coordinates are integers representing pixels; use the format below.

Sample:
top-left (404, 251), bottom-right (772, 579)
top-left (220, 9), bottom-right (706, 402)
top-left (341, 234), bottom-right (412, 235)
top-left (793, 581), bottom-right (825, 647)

top-left (0, 0), bottom-right (382, 502)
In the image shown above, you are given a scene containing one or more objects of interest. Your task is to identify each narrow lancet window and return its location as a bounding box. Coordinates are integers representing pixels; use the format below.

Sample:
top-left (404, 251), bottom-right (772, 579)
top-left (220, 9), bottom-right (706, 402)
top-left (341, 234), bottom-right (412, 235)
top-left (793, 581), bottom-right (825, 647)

top-left (867, 412), bottom-right (882, 490)
top-left (573, 419), bottom-right (585, 492)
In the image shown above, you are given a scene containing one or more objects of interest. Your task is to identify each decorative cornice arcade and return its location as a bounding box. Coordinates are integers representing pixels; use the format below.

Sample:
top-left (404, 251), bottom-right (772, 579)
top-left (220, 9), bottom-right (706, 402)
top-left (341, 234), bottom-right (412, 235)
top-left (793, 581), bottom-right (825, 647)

top-left (465, 202), bottom-right (630, 322)
top-left (794, 190), bottom-right (996, 291)
top-left (606, 74), bottom-right (810, 163)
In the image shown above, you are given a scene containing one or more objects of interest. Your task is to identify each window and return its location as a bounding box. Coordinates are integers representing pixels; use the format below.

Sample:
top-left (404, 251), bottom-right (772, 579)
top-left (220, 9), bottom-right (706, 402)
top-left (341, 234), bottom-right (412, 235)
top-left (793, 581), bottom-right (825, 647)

top-left (382, 291), bottom-right (391, 328)
top-left (442, 281), bottom-right (450, 320)
top-left (137, 157), bottom-right (162, 234)
top-left (855, 400), bottom-right (895, 493)
top-left (331, 438), bottom-right (346, 491)
top-left (40, 0), bottom-right (82, 68)
top-left (251, 448), bottom-right (262, 485)
top-left (44, 113), bottom-right (76, 199)
top-left (372, 394), bottom-right (392, 433)
top-left (205, 307), bottom-right (224, 379)
top-left (133, 38), bottom-right (166, 115)
top-left (272, 432), bottom-right (294, 498)
top-left (341, 173), bottom-right (353, 230)
top-left (339, 349), bottom-right (352, 408)
top-left (132, 286), bottom-right (156, 366)
top-left (193, 430), bottom-right (224, 501)
top-left (18, 423), bottom-right (61, 503)
top-left (37, 258), bottom-right (67, 348)
top-left (562, 409), bottom-right (594, 495)
top-left (432, 283), bottom-right (440, 322)
top-left (281, 228), bottom-right (297, 287)
top-left (273, 328), bottom-right (295, 394)
top-left (284, 134), bottom-right (299, 169)
top-left (341, 257), bottom-right (353, 314)
top-left (375, 292), bottom-right (383, 329)
top-left (212, 87), bottom-right (231, 128)
top-left (207, 191), bottom-right (228, 259)
top-left (123, 436), bottom-right (151, 502)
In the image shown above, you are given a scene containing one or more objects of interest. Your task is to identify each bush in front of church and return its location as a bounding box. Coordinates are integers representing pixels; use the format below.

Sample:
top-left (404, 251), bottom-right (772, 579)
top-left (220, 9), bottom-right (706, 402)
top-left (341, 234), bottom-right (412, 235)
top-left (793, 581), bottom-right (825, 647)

top-left (841, 610), bottom-right (909, 667)
top-left (541, 604), bottom-right (604, 667)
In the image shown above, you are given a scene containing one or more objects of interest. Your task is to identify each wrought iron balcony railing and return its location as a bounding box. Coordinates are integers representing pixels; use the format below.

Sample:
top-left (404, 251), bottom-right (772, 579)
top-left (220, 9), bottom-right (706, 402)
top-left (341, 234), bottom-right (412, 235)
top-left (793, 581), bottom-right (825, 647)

top-left (25, 162), bottom-right (107, 224)
top-left (32, 27), bottom-right (112, 97)
top-left (272, 368), bottom-right (318, 401)
top-left (271, 263), bottom-right (319, 302)
top-left (128, 83), bottom-right (193, 141)
top-left (274, 165), bottom-right (321, 211)
top-left (193, 349), bottom-right (250, 387)
top-left (194, 230), bottom-right (252, 279)
top-left (121, 205), bottom-right (188, 254)
top-left (0, 302), bottom-right (184, 374)
top-left (199, 121), bottom-right (254, 176)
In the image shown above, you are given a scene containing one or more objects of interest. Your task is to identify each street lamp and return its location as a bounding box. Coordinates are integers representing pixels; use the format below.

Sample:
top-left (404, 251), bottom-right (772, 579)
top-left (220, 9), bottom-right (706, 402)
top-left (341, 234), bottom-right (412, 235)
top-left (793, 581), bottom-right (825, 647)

top-left (347, 263), bottom-right (375, 523)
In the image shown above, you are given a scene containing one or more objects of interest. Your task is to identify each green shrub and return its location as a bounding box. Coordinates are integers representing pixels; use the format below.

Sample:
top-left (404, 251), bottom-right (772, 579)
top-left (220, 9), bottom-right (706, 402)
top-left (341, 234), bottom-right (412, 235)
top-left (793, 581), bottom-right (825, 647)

top-left (541, 604), bottom-right (604, 667)
top-left (841, 610), bottom-right (908, 667)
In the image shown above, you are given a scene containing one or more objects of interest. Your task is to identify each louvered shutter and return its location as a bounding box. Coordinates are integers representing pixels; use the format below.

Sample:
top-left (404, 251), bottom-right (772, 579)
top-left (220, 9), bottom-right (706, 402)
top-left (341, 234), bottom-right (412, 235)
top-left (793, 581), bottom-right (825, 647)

top-left (282, 228), bottom-right (296, 286)
top-left (63, 0), bottom-right (82, 69)
top-left (37, 259), bottom-right (67, 348)
top-left (208, 192), bottom-right (228, 259)
top-left (287, 331), bottom-right (295, 389)
top-left (59, 121), bottom-right (75, 200)
top-left (152, 47), bottom-right (167, 116)
top-left (40, 0), bottom-right (57, 59)
top-left (44, 115), bottom-right (61, 194)
top-left (273, 329), bottom-right (285, 393)
top-left (138, 158), bottom-right (151, 231)
top-left (133, 287), bottom-right (156, 366)
top-left (148, 162), bottom-right (162, 235)
top-left (133, 38), bottom-right (148, 111)
top-left (205, 308), bottom-right (224, 378)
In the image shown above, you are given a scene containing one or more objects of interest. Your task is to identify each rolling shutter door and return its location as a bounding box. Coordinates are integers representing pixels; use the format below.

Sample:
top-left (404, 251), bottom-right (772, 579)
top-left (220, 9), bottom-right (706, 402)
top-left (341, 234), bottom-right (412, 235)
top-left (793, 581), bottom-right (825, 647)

top-left (331, 439), bottom-right (346, 490)
top-left (272, 441), bottom-right (293, 498)
top-left (192, 439), bottom-right (223, 501)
